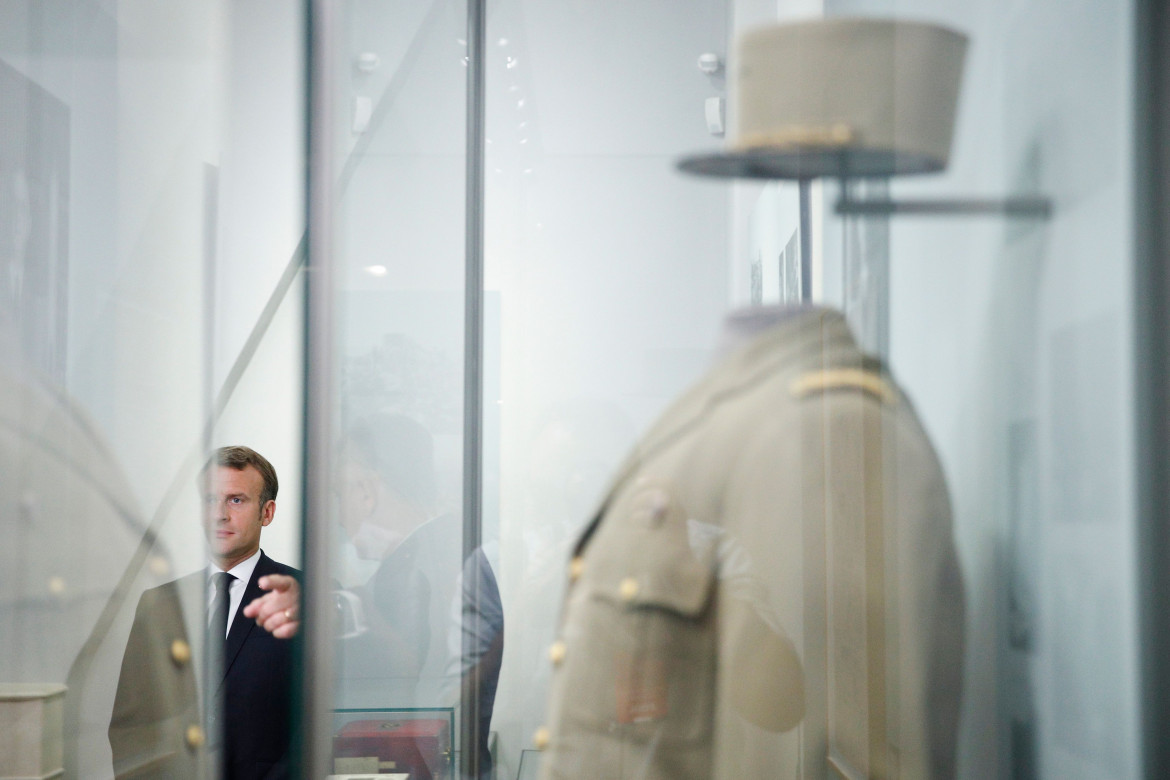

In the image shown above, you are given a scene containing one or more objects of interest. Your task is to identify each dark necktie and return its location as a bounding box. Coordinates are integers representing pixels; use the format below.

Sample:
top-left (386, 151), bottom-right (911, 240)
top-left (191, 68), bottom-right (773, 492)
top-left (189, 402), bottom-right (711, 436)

top-left (211, 572), bottom-right (237, 639)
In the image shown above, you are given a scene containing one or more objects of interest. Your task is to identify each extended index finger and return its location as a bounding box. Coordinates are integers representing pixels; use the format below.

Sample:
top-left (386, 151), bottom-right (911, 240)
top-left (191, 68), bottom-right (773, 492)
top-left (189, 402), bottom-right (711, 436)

top-left (257, 573), bottom-right (297, 592)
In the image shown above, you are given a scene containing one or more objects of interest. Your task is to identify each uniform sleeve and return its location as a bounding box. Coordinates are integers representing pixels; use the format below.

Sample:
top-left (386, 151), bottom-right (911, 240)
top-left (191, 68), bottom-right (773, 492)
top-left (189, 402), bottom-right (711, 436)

top-left (108, 587), bottom-right (200, 779)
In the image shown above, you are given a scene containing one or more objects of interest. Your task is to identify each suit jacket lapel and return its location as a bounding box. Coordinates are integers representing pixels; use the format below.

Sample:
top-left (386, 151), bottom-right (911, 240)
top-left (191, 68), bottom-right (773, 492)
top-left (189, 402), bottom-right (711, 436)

top-left (220, 553), bottom-right (269, 686)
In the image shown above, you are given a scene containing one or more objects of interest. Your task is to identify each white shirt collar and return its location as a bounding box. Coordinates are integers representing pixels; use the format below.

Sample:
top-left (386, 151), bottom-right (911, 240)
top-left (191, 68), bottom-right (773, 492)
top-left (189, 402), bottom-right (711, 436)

top-left (206, 548), bottom-right (263, 637)
top-left (208, 547), bottom-right (263, 586)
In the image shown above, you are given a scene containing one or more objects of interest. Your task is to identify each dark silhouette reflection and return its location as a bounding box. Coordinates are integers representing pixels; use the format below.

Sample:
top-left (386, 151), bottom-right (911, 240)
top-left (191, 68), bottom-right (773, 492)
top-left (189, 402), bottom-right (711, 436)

top-left (333, 414), bottom-right (504, 780)
top-left (539, 307), bottom-right (965, 780)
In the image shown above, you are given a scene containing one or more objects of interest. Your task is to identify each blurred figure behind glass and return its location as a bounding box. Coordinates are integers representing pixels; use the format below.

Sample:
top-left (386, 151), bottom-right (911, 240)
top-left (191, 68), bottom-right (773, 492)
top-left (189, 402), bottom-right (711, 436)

top-left (335, 414), bottom-right (504, 780)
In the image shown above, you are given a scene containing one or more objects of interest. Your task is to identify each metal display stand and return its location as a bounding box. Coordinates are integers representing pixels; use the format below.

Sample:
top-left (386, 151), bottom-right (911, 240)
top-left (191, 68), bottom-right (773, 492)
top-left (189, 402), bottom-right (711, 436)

top-left (677, 146), bottom-right (1053, 332)
top-left (677, 147), bottom-right (1053, 222)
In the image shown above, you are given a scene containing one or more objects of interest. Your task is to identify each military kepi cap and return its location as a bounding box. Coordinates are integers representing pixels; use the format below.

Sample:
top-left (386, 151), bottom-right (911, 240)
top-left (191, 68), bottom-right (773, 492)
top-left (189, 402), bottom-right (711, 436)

top-left (679, 17), bottom-right (968, 179)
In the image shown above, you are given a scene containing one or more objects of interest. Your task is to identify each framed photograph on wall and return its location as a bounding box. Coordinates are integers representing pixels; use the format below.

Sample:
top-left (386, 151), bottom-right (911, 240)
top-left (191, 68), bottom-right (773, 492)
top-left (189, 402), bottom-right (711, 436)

top-left (0, 58), bottom-right (70, 382)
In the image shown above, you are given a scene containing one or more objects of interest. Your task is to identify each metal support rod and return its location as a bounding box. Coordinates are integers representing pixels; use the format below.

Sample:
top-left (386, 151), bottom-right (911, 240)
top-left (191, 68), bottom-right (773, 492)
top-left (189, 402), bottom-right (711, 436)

top-left (462, 0), bottom-right (488, 778)
top-left (463, 0), bottom-right (486, 600)
top-left (300, 1), bottom-right (338, 777)
top-left (834, 194), bottom-right (1053, 218)
top-left (799, 178), bottom-right (813, 301)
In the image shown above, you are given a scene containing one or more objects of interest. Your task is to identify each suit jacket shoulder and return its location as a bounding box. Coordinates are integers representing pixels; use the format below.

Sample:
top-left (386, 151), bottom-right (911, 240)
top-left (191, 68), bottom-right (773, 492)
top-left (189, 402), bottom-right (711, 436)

top-left (255, 551), bottom-right (300, 580)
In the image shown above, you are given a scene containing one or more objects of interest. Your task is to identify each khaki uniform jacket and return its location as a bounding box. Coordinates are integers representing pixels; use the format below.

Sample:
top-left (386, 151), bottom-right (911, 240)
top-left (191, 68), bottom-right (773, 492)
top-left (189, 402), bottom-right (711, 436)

top-left (539, 308), bottom-right (964, 779)
top-left (108, 575), bottom-right (206, 779)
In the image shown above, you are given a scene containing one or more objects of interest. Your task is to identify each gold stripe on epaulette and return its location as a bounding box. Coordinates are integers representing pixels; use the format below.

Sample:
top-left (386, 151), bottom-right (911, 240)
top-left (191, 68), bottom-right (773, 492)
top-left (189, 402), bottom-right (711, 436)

top-left (732, 123), bottom-right (857, 151)
top-left (789, 368), bottom-right (898, 405)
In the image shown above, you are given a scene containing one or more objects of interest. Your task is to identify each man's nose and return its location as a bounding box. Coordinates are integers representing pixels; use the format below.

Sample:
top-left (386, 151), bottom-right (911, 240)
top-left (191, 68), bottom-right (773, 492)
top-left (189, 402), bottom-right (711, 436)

top-left (207, 499), bottom-right (228, 521)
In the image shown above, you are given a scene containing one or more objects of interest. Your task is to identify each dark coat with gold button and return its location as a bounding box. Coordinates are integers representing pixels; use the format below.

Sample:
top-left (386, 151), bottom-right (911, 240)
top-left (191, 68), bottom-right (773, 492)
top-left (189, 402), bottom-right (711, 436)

top-left (539, 308), bottom-right (965, 779)
top-left (109, 552), bottom-right (299, 779)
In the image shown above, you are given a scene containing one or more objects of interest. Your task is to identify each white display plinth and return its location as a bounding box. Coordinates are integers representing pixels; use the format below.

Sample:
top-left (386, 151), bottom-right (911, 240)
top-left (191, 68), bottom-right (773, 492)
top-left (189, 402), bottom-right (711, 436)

top-left (0, 684), bottom-right (66, 780)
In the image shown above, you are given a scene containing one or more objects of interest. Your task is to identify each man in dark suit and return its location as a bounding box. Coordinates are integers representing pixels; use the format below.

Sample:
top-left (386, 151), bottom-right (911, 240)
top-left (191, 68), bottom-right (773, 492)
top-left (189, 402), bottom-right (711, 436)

top-left (109, 446), bottom-right (299, 779)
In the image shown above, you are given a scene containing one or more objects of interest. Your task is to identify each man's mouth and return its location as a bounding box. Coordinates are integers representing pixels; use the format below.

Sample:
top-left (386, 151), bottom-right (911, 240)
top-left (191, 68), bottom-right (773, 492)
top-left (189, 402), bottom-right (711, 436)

top-left (215, 530), bottom-right (233, 539)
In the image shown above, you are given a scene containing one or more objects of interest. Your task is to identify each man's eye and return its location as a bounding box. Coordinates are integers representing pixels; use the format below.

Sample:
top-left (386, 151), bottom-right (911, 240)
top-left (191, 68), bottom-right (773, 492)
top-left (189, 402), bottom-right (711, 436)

top-left (230, 497), bottom-right (243, 504)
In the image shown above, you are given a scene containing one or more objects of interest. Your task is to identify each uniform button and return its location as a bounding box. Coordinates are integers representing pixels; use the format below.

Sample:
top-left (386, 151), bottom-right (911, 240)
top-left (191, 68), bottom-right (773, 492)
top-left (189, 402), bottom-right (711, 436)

top-left (185, 724), bottom-right (205, 749)
top-left (533, 726), bottom-right (550, 750)
top-left (149, 555), bottom-right (171, 577)
top-left (170, 639), bottom-right (191, 667)
top-left (647, 489), bottom-right (669, 518)
top-left (47, 576), bottom-right (66, 596)
top-left (620, 577), bottom-right (639, 602)
top-left (548, 641), bottom-right (567, 666)
top-left (569, 557), bottom-right (585, 582)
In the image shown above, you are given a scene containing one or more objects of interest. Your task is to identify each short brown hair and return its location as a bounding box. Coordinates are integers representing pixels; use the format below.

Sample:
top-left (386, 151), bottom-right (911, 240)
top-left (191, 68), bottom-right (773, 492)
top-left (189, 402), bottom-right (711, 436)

top-left (212, 446), bottom-right (279, 505)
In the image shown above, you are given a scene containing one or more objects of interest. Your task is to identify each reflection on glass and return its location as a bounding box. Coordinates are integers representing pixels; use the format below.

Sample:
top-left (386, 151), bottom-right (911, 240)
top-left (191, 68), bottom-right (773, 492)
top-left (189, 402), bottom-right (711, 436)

top-left (331, 415), bottom-right (503, 779)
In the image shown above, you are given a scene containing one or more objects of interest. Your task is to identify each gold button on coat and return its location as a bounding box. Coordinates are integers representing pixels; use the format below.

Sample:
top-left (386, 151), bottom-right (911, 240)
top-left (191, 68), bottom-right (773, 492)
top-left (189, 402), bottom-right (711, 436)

top-left (185, 724), bottom-right (205, 749)
top-left (533, 726), bottom-right (550, 750)
top-left (619, 577), bottom-right (639, 601)
top-left (548, 641), bottom-right (567, 666)
top-left (647, 489), bottom-right (670, 517)
top-left (170, 639), bottom-right (191, 666)
top-left (569, 556), bottom-right (585, 582)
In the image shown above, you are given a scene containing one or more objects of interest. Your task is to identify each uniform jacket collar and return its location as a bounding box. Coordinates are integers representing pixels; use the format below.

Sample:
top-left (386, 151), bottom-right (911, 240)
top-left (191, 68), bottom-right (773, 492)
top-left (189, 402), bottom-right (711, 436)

top-left (574, 307), bottom-right (873, 555)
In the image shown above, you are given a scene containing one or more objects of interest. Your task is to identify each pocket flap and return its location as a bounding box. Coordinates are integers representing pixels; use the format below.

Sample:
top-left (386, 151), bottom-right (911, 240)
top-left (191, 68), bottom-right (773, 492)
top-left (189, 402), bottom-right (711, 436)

top-left (587, 485), bottom-right (716, 617)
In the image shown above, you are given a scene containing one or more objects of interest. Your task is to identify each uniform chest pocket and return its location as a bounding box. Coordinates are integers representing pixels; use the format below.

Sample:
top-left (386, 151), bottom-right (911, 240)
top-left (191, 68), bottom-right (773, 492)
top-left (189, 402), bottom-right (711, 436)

top-left (558, 487), bottom-right (718, 745)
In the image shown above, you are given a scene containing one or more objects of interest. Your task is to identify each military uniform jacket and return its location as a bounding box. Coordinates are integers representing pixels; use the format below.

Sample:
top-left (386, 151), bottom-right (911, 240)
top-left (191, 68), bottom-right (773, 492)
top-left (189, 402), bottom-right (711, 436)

top-left (539, 308), bottom-right (965, 779)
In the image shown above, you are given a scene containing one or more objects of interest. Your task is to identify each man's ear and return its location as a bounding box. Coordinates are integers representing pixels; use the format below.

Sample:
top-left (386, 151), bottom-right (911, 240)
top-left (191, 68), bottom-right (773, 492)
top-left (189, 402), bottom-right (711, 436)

top-left (261, 499), bottom-right (276, 526)
top-left (357, 470), bottom-right (380, 517)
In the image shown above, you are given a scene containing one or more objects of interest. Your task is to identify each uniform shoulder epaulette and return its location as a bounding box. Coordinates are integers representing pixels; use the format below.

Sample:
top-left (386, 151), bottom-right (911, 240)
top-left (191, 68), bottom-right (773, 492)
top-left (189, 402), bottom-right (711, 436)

top-left (789, 368), bottom-right (898, 405)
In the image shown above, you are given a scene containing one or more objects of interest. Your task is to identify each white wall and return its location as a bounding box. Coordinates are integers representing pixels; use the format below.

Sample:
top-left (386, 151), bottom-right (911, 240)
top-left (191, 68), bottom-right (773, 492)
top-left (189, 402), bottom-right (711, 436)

top-left (209, 0), bottom-right (306, 567)
top-left (1, 0), bottom-right (305, 570)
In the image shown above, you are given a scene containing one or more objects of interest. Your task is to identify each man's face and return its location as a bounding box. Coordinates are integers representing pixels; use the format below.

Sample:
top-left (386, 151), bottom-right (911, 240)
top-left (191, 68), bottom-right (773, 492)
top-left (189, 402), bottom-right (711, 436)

top-left (204, 465), bottom-right (274, 570)
top-left (335, 458), bottom-right (372, 541)
top-left (334, 457), bottom-right (418, 560)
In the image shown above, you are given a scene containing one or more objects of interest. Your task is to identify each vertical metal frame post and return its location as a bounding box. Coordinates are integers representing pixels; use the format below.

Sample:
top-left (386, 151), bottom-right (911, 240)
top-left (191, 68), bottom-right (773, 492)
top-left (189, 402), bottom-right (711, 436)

top-left (463, 0), bottom-right (486, 559)
top-left (799, 178), bottom-right (813, 301)
top-left (300, 0), bottom-right (339, 777)
top-left (1135, 1), bottom-right (1170, 778)
top-left (462, 0), bottom-right (488, 776)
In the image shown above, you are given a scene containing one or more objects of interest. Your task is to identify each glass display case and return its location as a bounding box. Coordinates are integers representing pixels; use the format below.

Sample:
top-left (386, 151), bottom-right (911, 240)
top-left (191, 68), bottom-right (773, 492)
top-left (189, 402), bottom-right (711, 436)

top-left (331, 708), bottom-right (455, 780)
top-left (3, 1), bottom-right (1167, 778)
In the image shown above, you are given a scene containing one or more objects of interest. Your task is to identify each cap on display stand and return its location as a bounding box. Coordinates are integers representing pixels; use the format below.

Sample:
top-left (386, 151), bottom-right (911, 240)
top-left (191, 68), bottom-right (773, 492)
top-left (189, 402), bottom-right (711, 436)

top-left (678, 17), bottom-right (968, 180)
